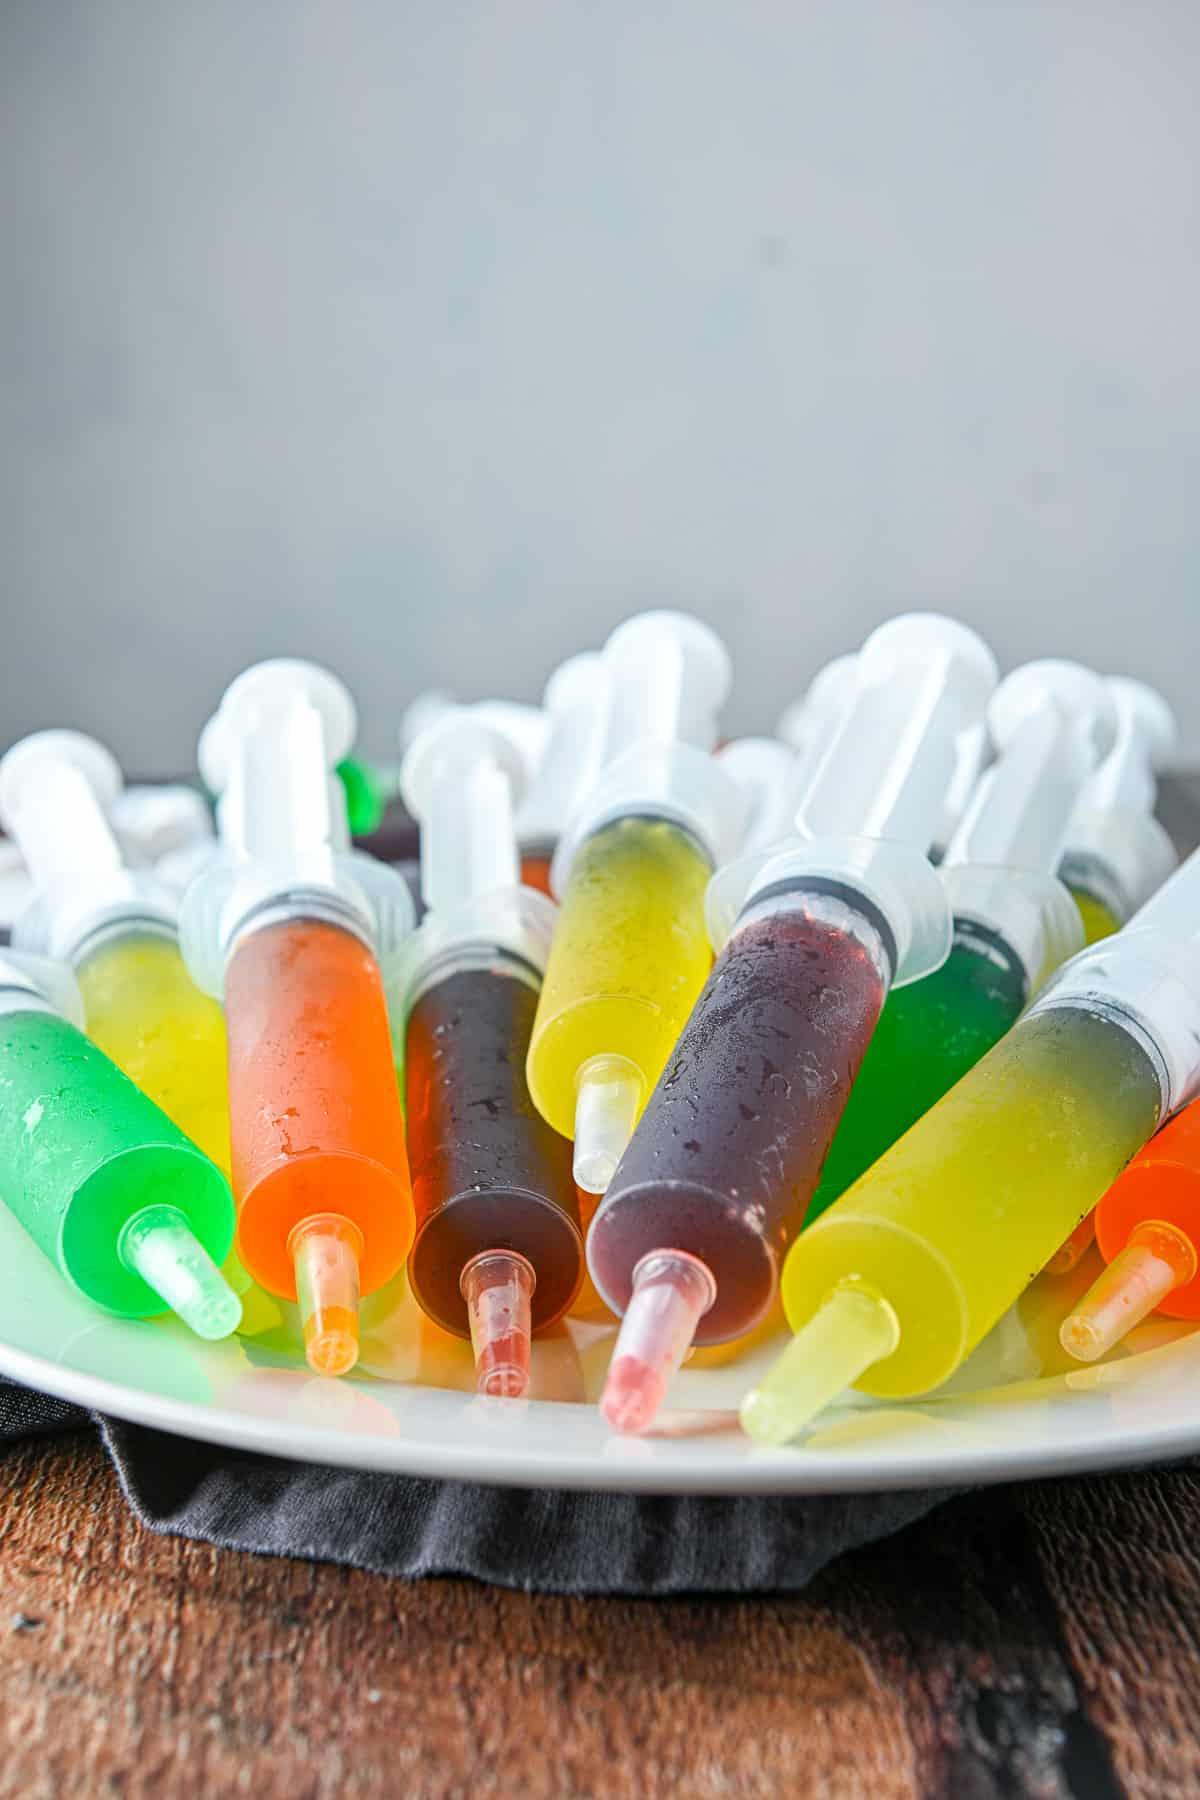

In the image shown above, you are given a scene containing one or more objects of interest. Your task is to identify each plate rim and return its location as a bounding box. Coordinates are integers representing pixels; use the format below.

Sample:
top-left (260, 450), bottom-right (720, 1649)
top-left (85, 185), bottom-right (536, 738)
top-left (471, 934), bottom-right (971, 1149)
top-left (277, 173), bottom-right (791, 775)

top-left (5, 1334), bottom-right (1200, 1497)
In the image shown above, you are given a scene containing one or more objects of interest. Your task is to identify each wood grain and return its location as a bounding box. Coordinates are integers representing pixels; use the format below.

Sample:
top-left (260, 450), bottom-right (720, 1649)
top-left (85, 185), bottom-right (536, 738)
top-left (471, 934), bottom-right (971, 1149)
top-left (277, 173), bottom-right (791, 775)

top-left (1027, 1468), bottom-right (1200, 1800)
top-left (0, 1435), bottom-right (928, 1800)
top-left (3, 1434), bottom-right (1170, 1799)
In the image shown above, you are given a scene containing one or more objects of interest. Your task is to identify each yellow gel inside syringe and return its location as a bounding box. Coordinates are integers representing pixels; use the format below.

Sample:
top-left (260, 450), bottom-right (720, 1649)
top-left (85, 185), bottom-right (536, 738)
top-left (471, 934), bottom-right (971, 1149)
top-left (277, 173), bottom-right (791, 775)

top-left (76, 928), bottom-right (231, 1173)
top-left (746, 1005), bottom-right (1162, 1439)
top-left (526, 816), bottom-right (713, 1143)
top-left (1069, 886), bottom-right (1123, 945)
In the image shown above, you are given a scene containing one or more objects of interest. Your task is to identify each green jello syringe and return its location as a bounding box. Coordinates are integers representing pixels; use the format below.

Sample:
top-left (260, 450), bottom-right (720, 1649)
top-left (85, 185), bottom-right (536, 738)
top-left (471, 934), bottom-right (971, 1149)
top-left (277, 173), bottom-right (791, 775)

top-left (0, 951), bottom-right (239, 1337)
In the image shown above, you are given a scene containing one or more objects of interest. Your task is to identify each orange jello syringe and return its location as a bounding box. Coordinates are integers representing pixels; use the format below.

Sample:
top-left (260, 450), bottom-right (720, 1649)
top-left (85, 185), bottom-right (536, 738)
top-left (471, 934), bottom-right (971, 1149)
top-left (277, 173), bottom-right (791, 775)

top-left (182, 659), bottom-right (416, 1376)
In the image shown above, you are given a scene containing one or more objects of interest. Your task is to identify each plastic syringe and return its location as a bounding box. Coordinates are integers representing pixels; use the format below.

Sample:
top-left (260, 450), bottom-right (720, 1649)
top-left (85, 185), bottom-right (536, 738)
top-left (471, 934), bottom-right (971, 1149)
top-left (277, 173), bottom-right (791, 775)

top-left (0, 949), bottom-right (239, 1338)
top-left (515, 653), bottom-right (608, 896)
top-left (807, 660), bottom-right (1113, 1219)
top-left (931, 720), bottom-right (990, 863)
top-left (1059, 1092), bottom-right (1200, 1360)
top-left (776, 656), bottom-right (859, 764)
top-left (526, 611), bottom-right (745, 1194)
top-left (111, 784), bottom-right (214, 868)
top-left (591, 614), bottom-right (997, 1433)
top-left (716, 738), bottom-right (807, 855)
top-left (742, 845), bottom-right (1200, 1445)
top-left (722, 654), bottom-right (865, 856)
top-left (1059, 678), bottom-right (1178, 942)
top-left (0, 731), bottom-right (233, 1172)
top-left (181, 659), bottom-right (416, 1377)
top-left (398, 706), bottom-right (582, 1396)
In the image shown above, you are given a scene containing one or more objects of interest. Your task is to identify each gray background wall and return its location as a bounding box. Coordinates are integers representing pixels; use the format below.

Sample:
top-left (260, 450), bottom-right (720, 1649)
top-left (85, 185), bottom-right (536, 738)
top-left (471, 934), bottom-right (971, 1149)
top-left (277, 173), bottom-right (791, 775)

top-left (4, 0), bottom-right (1198, 768)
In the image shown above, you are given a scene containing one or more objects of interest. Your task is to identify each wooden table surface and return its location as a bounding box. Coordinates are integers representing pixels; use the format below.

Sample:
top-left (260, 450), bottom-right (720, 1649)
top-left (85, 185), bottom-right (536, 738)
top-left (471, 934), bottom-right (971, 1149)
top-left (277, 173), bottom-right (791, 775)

top-left (2, 1431), bottom-right (1199, 1798)
top-left (3, 780), bottom-right (1199, 1798)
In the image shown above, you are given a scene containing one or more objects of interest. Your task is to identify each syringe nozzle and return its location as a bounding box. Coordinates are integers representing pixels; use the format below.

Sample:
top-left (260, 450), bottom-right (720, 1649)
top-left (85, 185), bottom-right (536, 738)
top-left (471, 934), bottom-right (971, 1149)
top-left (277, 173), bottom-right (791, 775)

top-left (119, 1204), bottom-right (242, 1341)
top-left (573, 1056), bottom-right (643, 1195)
top-left (740, 1280), bottom-right (900, 1446)
top-left (460, 1249), bottom-right (536, 1399)
top-left (1059, 1221), bottom-right (1196, 1363)
top-left (1044, 1212), bottom-right (1097, 1276)
top-left (290, 1213), bottom-right (364, 1378)
top-left (600, 1250), bottom-right (717, 1435)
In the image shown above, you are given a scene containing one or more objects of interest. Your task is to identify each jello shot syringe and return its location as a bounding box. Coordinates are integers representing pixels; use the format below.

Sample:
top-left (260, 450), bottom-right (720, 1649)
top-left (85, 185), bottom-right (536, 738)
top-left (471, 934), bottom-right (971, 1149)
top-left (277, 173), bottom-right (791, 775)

top-left (526, 611), bottom-right (744, 1193)
top-left (181, 660), bottom-right (415, 1377)
top-left (399, 706), bottom-right (582, 1395)
top-left (0, 950), bottom-right (239, 1338)
top-left (0, 731), bottom-right (232, 1171)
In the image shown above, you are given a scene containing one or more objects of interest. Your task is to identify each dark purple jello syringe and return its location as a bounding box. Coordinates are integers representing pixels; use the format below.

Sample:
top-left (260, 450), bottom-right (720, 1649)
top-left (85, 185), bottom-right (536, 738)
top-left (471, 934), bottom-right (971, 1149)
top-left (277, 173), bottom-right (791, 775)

top-left (589, 884), bottom-right (893, 1431)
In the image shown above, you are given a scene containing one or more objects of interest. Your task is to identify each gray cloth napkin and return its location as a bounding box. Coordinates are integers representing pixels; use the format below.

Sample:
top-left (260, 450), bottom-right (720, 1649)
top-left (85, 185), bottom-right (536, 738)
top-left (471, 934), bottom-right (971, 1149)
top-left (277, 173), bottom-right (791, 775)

top-left (0, 1376), bottom-right (958, 1594)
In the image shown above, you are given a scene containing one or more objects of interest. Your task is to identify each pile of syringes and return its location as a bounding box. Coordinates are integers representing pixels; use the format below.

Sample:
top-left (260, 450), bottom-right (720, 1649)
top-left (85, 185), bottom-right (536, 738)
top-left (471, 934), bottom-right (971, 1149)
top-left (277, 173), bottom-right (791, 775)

top-left (2, 608), bottom-right (1199, 1447)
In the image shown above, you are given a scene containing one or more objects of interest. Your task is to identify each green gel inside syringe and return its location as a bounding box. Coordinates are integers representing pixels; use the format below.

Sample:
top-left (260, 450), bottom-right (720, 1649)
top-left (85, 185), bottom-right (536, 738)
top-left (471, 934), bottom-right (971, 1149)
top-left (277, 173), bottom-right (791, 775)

top-left (336, 757), bottom-right (387, 837)
top-left (806, 924), bottom-right (1027, 1224)
top-left (0, 1006), bottom-right (239, 1336)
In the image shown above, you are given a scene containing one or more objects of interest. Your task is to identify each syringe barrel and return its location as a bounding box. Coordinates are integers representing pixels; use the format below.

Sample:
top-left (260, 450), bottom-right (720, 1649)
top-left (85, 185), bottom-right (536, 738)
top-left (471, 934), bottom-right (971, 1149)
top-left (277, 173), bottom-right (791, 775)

top-left (0, 1004), bottom-right (233, 1317)
top-left (1031, 903), bottom-right (1200, 1114)
top-left (587, 886), bottom-right (891, 1342)
top-left (224, 914), bottom-right (413, 1301)
top-left (526, 815), bottom-right (714, 1144)
top-left (405, 947), bottom-right (582, 1338)
top-left (74, 927), bottom-right (232, 1174)
top-left (1095, 1097), bottom-right (1200, 1321)
top-left (781, 1002), bottom-right (1165, 1397)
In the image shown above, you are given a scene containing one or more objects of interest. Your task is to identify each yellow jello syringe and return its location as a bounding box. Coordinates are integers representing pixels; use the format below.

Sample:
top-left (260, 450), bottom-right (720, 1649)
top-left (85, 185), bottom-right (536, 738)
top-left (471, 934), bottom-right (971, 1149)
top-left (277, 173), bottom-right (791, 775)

top-left (0, 731), bottom-right (232, 1173)
top-left (526, 611), bottom-right (744, 1193)
top-left (742, 845), bottom-right (1200, 1446)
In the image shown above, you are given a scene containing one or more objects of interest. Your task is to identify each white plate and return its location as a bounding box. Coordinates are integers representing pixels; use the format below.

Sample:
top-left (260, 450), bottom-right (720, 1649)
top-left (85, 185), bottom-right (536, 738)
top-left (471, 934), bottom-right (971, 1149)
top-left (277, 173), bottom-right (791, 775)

top-left (3, 1199), bottom-right (1199, 1495)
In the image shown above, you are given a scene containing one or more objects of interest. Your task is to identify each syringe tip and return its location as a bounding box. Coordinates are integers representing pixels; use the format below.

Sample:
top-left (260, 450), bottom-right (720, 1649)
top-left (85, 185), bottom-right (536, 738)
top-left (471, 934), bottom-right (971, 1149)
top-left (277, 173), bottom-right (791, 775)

top-left (1058, 1221), bottom-right (1196, 1364)
top-left (480, 1362), bottom-right (528, 1400)
top-left (738, 1385), bottom-right (801, 1449)
top-left (461, 1249), bottom-right (535, 1400)
top-left (1057, 1311), bottom-right (1109, 1364)
top-left (290, 1213), bottom-right (365, 1380)
top-left (599, 1356), bottom-right (665, 1435)
top-left (740, 1280), bottom-right (901, 1447)
top-left (573, 1056), bottom-right (643, 1195)
top-left (599, 1250), bottom-right (717, 1435)
top-left (119, 1203), bottom-right (243, 1342)
top-left (303, 1308), bottom-right (360, 1378)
